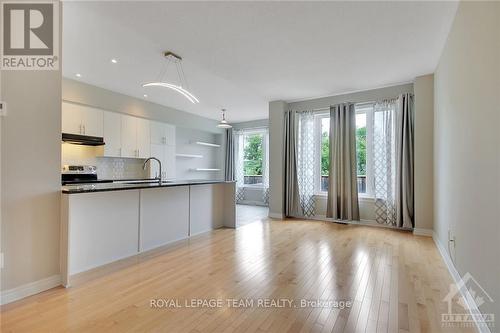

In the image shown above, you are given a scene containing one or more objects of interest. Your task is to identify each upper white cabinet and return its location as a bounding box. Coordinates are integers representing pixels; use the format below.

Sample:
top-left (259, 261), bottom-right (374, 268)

top-left (149, 121), bottom-right (176, 179)
top-left (120, 115), bottom-right (150, 158)
top-left (150, 121), bottom-right (175, 146)
top-left (103, 112), bottom-right (121, 157)
top-left (136, 118), bottom-right (150, 158)
top-left (62, 102), bottom-right (103, 137)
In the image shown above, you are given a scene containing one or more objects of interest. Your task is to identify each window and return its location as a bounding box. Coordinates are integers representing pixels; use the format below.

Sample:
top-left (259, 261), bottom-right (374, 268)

top-left (314, 104), bottom-right (374, 197)
top-left (243, 132), bottom-right (264, 186)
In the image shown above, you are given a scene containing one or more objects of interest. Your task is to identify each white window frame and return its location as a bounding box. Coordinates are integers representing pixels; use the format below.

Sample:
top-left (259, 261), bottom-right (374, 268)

top-left (313, 104), bottom-right (375, 199)
top-left (355, 104), bottom-right (374, 198)
top-left (314, 112), bottom-right (330, 195)
top-left (240, 128), bottom-right (267, 188)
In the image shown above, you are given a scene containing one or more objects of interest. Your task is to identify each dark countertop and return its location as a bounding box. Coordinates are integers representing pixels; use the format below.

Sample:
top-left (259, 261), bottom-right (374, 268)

top-left (62, 179), bottom-right (235, 194)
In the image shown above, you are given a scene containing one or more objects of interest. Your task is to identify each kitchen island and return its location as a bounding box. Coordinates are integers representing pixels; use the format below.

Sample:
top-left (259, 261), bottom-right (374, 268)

top-left (60, 180), bottom-right (236, 287)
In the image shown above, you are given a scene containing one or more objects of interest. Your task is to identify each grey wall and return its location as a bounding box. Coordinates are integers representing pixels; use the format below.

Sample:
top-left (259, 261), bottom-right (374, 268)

top-left (268, 101), bottom-right (287, 217)
top-left (232, 119), bottom-right (268, 130)
top-left (1, 33), bottom-right (62, 291)
top-left (434, 1), bottom-right (499, 322)
top-left (63, 78), bottom-right (223, 134)
top-left (414, 74), bottom-right (434, 231)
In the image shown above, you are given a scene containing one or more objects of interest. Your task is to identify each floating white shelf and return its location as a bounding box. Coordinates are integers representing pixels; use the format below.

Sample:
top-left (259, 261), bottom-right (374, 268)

top-left (194, 141), bottom-right (221, 148)
top-left (176, 153), bottom-right (203, 158)
top-left (190, 168), bottom-right (221, 172)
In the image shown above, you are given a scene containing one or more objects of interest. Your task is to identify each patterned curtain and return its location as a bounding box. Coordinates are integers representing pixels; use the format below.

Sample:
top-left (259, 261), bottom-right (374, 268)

top-left (234, 130), bottom-right (245, 203)
top-left (373, 99), bottom-right (397, 225)
top-left (262, 129), bottom-right (270, 205)
top-left (297, 111), bottom-right (316, 217)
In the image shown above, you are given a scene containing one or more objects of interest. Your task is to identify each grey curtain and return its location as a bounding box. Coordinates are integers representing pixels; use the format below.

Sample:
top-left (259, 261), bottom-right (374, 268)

top-left (395, 93), bottom-right (414, 228)
top-left (283, 110), bottom-right (302, 217)
top-left (326, 103), bottom-right (360, 220)
top-left (224, 128), bottom-right (235, 181)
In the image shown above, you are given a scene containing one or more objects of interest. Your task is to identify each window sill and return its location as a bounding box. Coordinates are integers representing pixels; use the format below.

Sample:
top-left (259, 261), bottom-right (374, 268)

top-left (314, 193), bottom-right (375, 202)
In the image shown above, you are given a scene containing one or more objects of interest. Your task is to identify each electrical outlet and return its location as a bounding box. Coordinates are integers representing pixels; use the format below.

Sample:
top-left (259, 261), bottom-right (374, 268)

top-left (0, 101), bottom-right (6, 116)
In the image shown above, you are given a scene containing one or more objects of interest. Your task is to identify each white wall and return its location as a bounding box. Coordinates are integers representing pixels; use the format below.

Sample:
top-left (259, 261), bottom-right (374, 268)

top-left (414, 74), bottom-right (434, 231)
top-left (434, 0), bottom-right (499, 322)
top-left (1, 62), bottom-right (62, 291)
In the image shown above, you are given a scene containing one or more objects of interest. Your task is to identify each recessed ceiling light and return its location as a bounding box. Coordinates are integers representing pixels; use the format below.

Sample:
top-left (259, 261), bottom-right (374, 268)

top-left (111, 59), bottom-right (118, 64)
top-left (143, 94), bottom-right (148, 98)
top-left (75, 73), bottom-right (81, 78)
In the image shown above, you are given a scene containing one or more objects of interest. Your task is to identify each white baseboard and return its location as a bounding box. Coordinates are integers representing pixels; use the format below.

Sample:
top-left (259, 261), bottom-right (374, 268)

top-left (268, 212), bottom-right (284, 219)
top-left (1, 274), bottom-right (61, 305)
top-left (413, 228), bottom-right (434, 237)
top-left (432, 232), bottom-right (491, 333)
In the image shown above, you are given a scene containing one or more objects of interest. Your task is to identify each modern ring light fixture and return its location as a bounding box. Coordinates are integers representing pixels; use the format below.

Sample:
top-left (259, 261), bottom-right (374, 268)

top-left (217, 109), bottom-right (232, 128)
top-left (142, 51), bottom-right (199, 104)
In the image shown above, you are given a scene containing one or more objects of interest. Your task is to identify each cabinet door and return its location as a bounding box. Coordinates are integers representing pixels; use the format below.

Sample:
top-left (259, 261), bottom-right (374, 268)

top-left (81, 107), bottom-right (103, 137)
top-left (103, 112), bottom-right (121, 157)
top-left (150, 121), bottom-right (165, 145)
top-left (163, 145), bottom-right (176, 180)
top-left (165, 124), bottom-right (176, 146)
top-left (136, 118), bottom-right (150, 158)
top-left (121, 115), bottom-right (137, 158)
top-left (62, 102), bottom-right (83, 135)
top-left (149, 144), bottom-right (164, 179)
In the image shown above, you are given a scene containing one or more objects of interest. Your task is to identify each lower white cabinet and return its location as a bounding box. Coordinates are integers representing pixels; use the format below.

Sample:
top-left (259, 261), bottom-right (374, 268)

top-left (189, 184), bottom-right (224, 236)
top-left (140, 187), bottom-right (189, 251)
top-left (61, 183), bottom-right (236, 287)
top-left (65, 190), bottom-right (140, 276)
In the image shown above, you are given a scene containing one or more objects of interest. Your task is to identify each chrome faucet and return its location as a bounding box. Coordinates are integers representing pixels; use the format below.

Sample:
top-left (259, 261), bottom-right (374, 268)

top-left (143, 157), bottom-right (162, 184)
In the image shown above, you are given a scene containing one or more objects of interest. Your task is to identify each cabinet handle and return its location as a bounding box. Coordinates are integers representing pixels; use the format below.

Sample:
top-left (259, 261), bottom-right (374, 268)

top-left (83, 125), bottom-right (86, 134)
top-left (79, 124), bottom-right (82, 134)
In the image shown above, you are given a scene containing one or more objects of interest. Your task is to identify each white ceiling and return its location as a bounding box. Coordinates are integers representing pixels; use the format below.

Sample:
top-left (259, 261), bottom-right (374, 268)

top-left (63, 1), bottom-right (458, 123)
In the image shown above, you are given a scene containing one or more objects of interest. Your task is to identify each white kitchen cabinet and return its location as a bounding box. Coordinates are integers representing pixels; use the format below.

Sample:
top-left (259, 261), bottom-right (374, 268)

top-left (150, 121), bottom-right (176, 146)
top-left (139, 187), bottom-right (189, 252)
top-left (64, 190), bottom-right (140, 276)
top-left (136, 118), bottom-right (150, 158)
top-left (121, 115), bottom-right (150, 158)
top-left (121, 115), bottom-right (137, 158)
top-left (103, 111), bottom-right (121, 157)
top-left (62, 102), bottom-right (103, 137)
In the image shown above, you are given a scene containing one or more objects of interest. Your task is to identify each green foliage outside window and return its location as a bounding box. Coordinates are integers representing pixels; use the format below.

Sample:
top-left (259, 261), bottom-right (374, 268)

top-left (243, 134), bottom-right (263, 176)
top-left (320, 127), bottom-right (367, 176)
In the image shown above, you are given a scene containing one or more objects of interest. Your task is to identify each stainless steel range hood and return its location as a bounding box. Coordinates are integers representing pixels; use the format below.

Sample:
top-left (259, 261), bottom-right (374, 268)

top-left (62, 133), bottom-right (105, 146)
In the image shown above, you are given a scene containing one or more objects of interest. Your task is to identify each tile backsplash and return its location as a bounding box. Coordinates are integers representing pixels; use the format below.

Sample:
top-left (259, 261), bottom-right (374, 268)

top-left (61, 144), bottom-right (147, 180)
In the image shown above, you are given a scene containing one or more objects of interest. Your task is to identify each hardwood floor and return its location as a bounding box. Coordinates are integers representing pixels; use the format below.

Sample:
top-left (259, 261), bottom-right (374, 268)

top-left (1, 218), bottom-right (476, 333)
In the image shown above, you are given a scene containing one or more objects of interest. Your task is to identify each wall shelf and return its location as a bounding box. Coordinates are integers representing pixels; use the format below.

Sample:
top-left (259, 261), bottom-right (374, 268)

top-left (190, 168), bottom-right (221, 172)
top-left (194, 141), bottom-right (220, 148)
top-left (176, 153), bottom-right (203, 158)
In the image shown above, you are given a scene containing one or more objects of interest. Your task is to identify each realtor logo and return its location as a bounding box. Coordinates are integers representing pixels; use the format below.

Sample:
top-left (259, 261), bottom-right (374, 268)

top-left (1, 1), bottom-right (59, 70)
top-left (442, 272), bottom-right (495, 329)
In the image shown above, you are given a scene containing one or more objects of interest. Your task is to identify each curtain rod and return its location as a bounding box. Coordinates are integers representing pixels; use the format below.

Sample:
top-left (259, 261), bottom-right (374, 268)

top-left (307, 101), bottom-right (376, 113)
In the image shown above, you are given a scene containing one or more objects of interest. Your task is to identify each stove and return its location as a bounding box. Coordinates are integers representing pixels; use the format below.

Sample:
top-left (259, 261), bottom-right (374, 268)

top-left (61, 165), bottom-right (113, 185)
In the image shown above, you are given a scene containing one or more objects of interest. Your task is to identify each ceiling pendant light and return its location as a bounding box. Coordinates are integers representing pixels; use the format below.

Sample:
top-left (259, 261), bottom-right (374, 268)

top-left (142, 51), bottom-right (199, 104)
top-left (217, 109), bottom-right (232, 128)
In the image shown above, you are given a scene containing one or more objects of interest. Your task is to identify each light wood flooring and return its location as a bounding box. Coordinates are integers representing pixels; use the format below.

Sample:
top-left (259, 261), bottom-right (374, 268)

top-left (0, 217), bottom-right (476, 332)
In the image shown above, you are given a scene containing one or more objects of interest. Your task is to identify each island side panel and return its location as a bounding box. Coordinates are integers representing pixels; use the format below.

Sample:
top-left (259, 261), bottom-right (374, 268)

top-left (189, 184), bottom-right (225, 236)
top-left (139, 186), bottom-right (190, 252)
top-left (223, 182), bottom-right (236, 228)
top-left (68, 190), bottom-right (140, 275)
